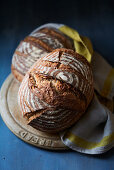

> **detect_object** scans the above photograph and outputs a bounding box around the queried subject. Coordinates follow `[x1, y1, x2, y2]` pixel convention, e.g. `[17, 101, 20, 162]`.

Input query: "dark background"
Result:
[0, 0, 114, 63]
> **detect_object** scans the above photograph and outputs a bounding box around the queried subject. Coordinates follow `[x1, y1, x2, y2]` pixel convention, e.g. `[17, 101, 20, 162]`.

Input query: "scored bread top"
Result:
[12, 27, 74, 81]
[18, 48, 94, 133]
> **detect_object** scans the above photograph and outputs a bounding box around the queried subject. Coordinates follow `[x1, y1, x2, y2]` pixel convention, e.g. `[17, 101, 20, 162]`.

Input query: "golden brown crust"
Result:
[50, 48, 91, 67]
[12, 27, 74, 82]
[28, 74, 86, 112]
[24, 36, 52, 52]
[18, 48, 94, 133]
[11, 65, 24, 82]
[39, 27, 74, 49]
[28, 109, 85, 133]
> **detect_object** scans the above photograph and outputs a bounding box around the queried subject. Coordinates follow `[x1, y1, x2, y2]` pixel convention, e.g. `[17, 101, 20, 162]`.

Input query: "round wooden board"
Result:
[0, 74, 68, 150]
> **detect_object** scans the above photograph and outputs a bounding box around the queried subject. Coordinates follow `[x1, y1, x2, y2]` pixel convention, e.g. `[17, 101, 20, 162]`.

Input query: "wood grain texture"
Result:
[0, 74, 68, 150]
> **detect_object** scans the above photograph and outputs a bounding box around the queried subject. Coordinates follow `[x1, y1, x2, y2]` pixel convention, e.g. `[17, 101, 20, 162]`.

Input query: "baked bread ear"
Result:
[11, 27, 74, 82]
[18, 48, 94, 133]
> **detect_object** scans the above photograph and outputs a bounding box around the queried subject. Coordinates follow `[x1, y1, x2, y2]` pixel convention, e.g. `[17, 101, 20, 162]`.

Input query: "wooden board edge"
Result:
[0, 74, 68, 150]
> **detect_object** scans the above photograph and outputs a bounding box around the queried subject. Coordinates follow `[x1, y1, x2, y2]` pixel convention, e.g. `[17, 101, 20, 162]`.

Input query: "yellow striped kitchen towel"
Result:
[32, 23, 114, 154]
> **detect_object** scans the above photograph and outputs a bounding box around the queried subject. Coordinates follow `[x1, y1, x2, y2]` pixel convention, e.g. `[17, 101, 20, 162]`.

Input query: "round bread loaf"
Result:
[18, 48, 94, 133]
[11, 27, 74, 82]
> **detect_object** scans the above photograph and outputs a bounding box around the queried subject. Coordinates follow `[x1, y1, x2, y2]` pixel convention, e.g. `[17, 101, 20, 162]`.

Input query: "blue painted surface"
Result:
[0, 0, 114, 169]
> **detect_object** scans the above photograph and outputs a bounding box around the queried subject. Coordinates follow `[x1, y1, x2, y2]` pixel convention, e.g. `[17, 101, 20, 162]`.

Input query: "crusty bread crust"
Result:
[11, 65, 24, 82]
[12, 27, 74, 82]
[18, 48, 94, 133]
[28, 109, 86, 133]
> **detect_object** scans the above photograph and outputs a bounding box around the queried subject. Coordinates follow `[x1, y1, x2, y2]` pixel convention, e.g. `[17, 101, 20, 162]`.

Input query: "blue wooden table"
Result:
[0, 0, 114, 169]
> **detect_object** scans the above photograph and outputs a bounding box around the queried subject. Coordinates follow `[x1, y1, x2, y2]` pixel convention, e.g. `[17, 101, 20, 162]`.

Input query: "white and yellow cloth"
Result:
[32, 23, 114, 154]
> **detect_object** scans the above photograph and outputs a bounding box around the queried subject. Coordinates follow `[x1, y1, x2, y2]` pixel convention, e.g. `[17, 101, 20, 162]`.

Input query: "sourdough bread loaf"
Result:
[12, 27, 74, 82]
[18, 49, 94, 133]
